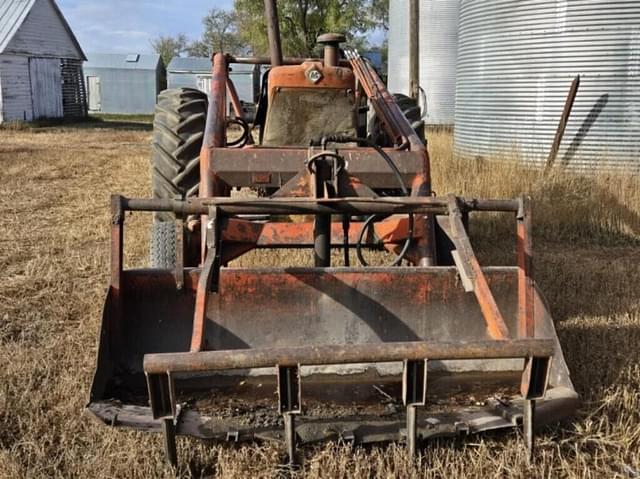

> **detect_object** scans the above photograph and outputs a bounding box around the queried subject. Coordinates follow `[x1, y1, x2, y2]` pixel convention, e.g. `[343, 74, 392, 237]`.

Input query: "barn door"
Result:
[87, 76, 101, 111]
[29, 58, 63, 119]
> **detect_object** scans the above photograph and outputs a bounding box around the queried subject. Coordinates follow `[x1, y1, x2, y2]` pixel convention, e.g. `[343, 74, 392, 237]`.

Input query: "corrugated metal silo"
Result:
[454, 0, 640, 171]
[388, 0, 461, 125]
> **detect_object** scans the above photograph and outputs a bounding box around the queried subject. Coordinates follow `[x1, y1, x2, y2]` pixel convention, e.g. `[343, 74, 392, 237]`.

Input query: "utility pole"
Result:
[264, 0, 283, 66]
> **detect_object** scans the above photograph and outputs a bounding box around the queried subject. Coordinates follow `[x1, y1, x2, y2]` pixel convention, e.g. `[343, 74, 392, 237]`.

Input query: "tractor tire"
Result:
[150, 221, 177, 269]
[150, 88, 207, 268]
[370, 93, 425, 146]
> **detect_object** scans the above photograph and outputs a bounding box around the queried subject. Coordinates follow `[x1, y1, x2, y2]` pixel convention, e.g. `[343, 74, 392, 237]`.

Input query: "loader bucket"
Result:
[88, 195, 578, 463]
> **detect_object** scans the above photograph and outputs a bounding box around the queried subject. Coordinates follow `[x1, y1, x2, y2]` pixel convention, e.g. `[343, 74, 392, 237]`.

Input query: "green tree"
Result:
[371, 0, 390, 31]
[150, 33, 188, 66]
[234, 0, 389, 57]
[186, 8, 246, 57]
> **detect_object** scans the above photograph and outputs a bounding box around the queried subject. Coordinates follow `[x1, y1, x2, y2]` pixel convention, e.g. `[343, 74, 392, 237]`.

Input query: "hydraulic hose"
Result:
[318, 135, 414, 267]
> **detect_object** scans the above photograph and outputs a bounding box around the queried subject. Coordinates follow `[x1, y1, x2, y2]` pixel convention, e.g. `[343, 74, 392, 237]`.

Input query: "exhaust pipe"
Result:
[409, 0, 420, 100]
[264, 0, 283, 66]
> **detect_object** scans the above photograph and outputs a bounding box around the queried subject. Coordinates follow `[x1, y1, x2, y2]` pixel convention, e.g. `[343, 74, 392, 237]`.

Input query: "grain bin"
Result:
[388, 0, 461, 125]
[454, 0, 640, 171]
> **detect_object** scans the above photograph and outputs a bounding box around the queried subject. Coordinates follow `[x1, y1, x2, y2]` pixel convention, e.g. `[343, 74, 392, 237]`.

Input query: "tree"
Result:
[371, 0, 390, 31]
[150, 34, 188, 66]
[234, 0, 389, 57]
[186, 8, 246, 57]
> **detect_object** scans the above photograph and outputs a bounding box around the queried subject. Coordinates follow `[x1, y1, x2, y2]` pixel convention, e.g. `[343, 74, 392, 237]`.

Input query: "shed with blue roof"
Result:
[83, 53, 165, 114]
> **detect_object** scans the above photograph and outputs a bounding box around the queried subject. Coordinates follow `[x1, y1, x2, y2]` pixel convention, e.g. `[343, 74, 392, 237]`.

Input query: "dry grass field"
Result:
[0, 120, 639, 478]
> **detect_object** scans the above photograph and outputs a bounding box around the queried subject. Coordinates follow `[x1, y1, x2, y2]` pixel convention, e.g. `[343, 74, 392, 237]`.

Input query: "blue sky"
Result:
[58, 0, 385, 55]
[58, 0, 233, 54]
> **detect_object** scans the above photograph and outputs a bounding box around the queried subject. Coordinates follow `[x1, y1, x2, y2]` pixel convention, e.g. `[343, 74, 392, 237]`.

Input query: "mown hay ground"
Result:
[0, 121, 639, 478]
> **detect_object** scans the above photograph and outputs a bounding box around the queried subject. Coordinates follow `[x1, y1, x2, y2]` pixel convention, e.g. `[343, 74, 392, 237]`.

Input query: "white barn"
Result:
[0, 0, 86, 123]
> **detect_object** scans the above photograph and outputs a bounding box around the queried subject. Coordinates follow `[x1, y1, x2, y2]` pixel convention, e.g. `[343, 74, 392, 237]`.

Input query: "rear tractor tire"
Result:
[150, 88, 207, 268]
[369, 93, 425, 146]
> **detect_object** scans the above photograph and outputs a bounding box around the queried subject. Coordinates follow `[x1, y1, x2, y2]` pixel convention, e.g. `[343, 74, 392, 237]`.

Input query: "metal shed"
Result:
[454, 0, 640, 171]
[0, 0, 87, 123]
[167, 56, 260, 109]
[83, 53, 164, 115]
[388, 0, 461, 125]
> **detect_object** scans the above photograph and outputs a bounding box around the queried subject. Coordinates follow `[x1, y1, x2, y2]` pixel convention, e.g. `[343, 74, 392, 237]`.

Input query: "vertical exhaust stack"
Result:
[409, 0, 420, 100]
[264, 0, 283, 66]
[317, 33, 346, 67]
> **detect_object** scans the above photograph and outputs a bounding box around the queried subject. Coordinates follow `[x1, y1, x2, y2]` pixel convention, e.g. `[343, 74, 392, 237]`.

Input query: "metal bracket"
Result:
[277, 365, 301, 414]
[520, 355, 551, 462]
[403, 359, 427, 457]
[109, 195, 125, 291]
[521, 356, 552, 400]
[146, 371, 179, 467]
[455, 421, 470, 435]
[341, 430, 356, 445]
[489, 397, 522, 425]
[446, 194, 510, 340]
[342, 215, 351, 266]
[174, 211, 185, 291]
[403, 359, 427, 407]
[110, 195, 125, 225]
[205, 206, 223, 292]
[517, 195, 535, 339]
[146, 371, 177, 420]
[447, 195, 475, 291]
[308, 149, 345, 267]
[451, 250, 474, 292]
[277, 364, 301, 466]
[190, 206, 223, 352]
[306, 148, 346, 198]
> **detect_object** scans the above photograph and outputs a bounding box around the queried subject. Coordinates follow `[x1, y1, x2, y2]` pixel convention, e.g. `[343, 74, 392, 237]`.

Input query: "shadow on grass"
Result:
[558, 321, 640, 399]
[0, 115, 153, 132]
[463, 174, 639, 333]
[468, 177, 640, 249]
[560, 93, 609, 167]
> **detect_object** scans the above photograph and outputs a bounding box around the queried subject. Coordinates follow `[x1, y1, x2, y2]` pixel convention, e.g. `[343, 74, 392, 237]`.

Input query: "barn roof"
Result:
[84, 53, 163, 71]
[167, 56, 255, 74]
[0, 0, 85, 59]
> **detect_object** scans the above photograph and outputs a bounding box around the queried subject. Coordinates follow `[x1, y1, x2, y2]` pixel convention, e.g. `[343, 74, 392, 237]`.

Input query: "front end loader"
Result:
[87, 0, 578, 467]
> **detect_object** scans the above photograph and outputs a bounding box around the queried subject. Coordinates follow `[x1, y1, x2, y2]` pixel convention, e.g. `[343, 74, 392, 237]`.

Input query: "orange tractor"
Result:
[88, 0, 577, 467]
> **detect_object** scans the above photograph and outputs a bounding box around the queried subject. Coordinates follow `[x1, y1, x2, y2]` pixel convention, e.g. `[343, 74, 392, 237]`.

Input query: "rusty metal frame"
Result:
[447, 195, 510, 340]
[143, 337, 552, 464]
[121, 194, 536, 367]
[93, 6, 570, 466]
[199, 36, 436, 269]
[144, 339, 554, 375]
[107, 192, 548, 463]
[121, 196, 520, 217]
[208, 147, 427, 190]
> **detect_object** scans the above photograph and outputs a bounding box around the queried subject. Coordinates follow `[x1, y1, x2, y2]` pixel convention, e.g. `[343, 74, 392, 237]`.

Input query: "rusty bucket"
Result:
[87, 195, 578, 464]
